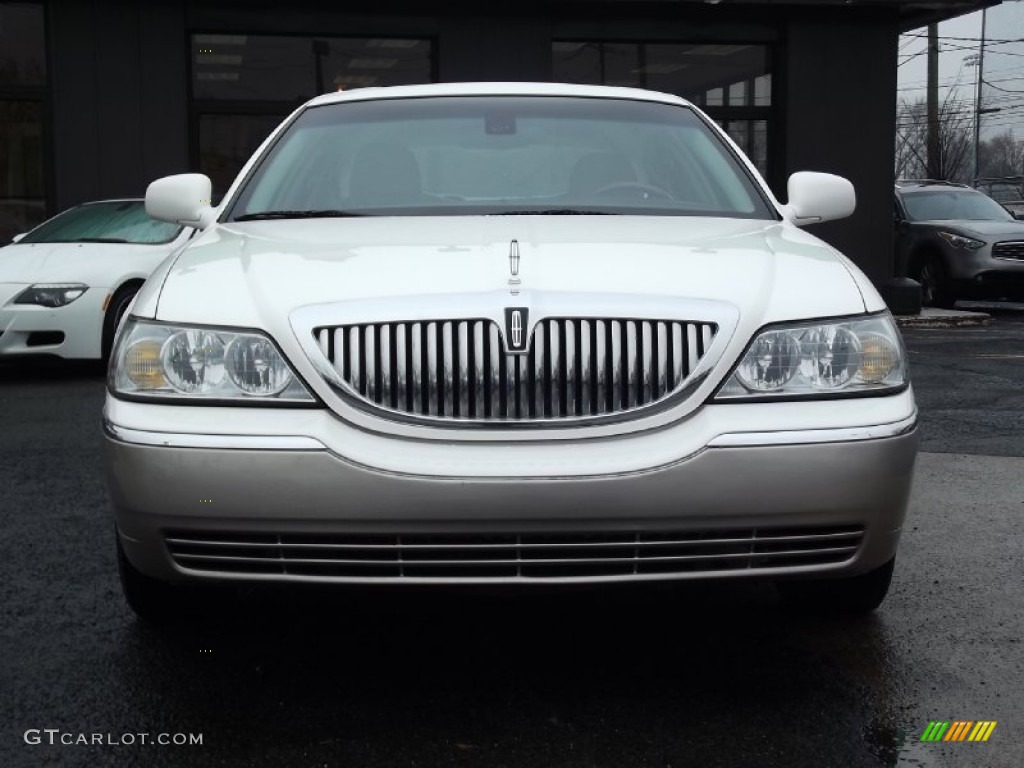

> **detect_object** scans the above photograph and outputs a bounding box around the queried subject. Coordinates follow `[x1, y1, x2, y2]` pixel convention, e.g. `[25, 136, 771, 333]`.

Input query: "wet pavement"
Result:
[2, 306, 1023, 768]
[905, 301, 1024, 456]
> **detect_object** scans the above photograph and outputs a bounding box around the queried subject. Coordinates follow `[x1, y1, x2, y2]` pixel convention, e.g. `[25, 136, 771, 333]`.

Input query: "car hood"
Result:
[153, 216, 867, 331]
[0, 240, 166, 284]
[925, 220, 1024, 238]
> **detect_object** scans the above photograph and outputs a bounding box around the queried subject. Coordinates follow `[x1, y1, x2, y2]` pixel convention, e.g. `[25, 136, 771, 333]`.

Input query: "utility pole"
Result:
[927, 23, 941, 179]
[312, 39, 329, 94]
[974, 8, 988, 182]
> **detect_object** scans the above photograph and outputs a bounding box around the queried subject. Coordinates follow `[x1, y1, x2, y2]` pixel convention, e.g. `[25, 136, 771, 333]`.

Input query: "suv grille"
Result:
[166, 526, 864, 581]
[314, 318, 716, 421]
[993, 241, 1024, 261]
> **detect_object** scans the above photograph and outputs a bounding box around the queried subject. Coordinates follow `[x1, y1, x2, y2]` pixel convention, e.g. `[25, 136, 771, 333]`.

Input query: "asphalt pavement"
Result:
[905, 302, 1024, 456]
[2, 306, 1023, 768]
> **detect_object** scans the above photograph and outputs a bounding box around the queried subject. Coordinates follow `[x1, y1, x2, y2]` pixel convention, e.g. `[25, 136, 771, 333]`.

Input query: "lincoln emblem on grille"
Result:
[508, 239, 521, 295]
[504, 307, 529, 354]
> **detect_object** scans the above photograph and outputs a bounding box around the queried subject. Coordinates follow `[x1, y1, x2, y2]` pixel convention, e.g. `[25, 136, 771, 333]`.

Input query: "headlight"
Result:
[938, 231, 984, 250]
[13, 284, 88, 307]
[715, 313, 906, 400]
[110, 319, 316, 403]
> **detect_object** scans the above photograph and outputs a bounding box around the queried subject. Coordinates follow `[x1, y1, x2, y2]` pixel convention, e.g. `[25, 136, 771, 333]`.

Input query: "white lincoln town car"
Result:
[102, 82, 918, 620]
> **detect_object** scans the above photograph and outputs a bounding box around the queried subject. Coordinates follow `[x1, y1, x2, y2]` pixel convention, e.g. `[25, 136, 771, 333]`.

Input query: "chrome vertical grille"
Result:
[993, 241, 1024, 261]
[314, 318, 717, 422]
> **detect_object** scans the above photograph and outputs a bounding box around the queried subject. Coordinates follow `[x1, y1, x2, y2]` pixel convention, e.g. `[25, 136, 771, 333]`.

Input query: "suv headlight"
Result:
[109, 319, 316, 403]
[13, 283, 88, 307]
[938, 231, 984, 250]
[714, 313, 907, 400]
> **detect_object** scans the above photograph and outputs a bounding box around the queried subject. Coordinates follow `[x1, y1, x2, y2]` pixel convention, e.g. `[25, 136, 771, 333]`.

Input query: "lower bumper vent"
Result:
[166, 526, 864, 582]
[26, 331, 64, 347]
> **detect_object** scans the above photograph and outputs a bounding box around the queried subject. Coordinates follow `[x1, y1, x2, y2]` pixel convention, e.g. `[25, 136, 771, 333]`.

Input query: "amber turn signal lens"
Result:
[125, 340, 166, 389]
[858, 334, 898, 383]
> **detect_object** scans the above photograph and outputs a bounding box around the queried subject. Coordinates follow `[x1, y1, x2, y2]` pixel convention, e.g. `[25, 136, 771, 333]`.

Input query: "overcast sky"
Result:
[896, 7, 1024, 144]
[898, 11, 984, 102]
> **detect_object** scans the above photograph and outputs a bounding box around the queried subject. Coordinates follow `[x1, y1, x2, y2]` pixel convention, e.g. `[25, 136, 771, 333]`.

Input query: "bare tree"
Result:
[895, 89, 973, 182]
[978, 130, 1024, 179]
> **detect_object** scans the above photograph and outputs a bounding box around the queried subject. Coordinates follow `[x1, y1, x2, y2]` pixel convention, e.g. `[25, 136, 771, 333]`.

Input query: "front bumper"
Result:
[0, 283, 106, 359]
[946, 244, 1024, 296]
[104, 394, 919, 586]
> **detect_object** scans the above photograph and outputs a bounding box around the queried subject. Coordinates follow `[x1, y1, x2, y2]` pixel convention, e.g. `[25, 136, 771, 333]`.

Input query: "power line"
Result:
[899, 51, 928, 67]
[984, 80, 1024, 93]
[902, 33, 1024, 45]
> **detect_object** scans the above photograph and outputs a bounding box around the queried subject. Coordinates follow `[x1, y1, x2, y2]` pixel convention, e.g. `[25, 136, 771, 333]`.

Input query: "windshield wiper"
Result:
[234, 209, 371, 221]
[74, 237, 129, 243]
[489, 209, 617, 216]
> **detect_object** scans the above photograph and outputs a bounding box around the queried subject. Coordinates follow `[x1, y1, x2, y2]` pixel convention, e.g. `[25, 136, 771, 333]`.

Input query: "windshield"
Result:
[901, 190, 1014, 222]
[21, 201, 184, 244]
[229, 96, 773, 220]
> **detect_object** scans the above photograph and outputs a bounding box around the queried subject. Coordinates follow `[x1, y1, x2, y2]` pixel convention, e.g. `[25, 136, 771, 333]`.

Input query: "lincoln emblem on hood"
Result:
[508, 239, 521, 295]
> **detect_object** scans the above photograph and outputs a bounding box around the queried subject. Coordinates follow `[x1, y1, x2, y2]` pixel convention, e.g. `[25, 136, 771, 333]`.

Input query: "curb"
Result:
[895, 309, 991, 329]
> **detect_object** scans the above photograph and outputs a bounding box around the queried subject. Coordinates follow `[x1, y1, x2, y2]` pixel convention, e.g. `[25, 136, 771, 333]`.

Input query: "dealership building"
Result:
[1, 0, 990, 282]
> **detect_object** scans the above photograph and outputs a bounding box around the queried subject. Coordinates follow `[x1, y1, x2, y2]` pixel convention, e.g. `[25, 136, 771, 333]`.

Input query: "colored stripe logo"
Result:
[921, 721, 997, 742]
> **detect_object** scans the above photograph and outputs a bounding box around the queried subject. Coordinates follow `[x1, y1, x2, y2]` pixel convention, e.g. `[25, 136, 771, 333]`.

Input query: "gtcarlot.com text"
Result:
[24, 729, 202, 746]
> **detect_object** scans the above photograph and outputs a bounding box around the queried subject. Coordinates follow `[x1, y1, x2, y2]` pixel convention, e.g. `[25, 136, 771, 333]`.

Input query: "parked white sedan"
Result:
[0, 200, 192, 361]
[103, 83, 918, 621]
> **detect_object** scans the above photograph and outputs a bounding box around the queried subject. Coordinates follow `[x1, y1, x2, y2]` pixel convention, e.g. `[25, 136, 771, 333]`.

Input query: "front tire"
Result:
[116, 534, 207, 624]
[775, 557, 895, 615]
[101, 284, 140, 363]
[914, 256, 956, 309]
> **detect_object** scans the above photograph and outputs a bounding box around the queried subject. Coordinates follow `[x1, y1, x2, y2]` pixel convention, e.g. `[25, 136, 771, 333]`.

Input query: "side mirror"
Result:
[10, 233, 26, 243]
[145, 173, 217, 229]
[782, 172, 856, 226]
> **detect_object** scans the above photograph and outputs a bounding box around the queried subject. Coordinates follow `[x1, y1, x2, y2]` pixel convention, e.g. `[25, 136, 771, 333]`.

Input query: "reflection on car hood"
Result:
[154, 216, 867, 330]
[0, 241, 165, 284]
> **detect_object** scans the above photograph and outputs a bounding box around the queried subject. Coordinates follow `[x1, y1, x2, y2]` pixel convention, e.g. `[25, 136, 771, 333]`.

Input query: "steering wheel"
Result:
[592, 181, 674, 202]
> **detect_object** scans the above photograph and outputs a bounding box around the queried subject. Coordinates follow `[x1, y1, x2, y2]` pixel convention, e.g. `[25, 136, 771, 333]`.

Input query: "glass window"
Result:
[0, 100, 45, 243]
[754, 74, 772, 107]
[21, 201, 184, 244]
[199, 114, 285, 200]
[553, 42, 771, 108]
[229, 96, 773, 220]
[192, 34, 435, 200]
[728, 81, 747, 107]
[901, 190, 1014, 222]
[720, 119, 768, 175]
[553, 41, 772, 178]
[192, 35, 433, 101]
[0, 3, 46, 87]
[726, 121, 749, 152]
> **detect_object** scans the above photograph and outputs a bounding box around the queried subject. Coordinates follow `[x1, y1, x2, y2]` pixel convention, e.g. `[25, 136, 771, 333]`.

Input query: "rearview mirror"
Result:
[145, 173, 216, 229]
[782, 172, 856, 226]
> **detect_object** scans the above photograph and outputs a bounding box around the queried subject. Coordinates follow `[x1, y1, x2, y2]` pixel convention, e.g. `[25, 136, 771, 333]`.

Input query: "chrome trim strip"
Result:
[172, 564, 855, 586]
[103, 422, 325, 451]
[173, 546, 859, 568]
[707, 413, 918, 448]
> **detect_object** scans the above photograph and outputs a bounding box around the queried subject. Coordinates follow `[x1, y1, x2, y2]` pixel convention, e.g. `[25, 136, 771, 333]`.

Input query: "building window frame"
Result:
[186, 30, 437, 199]
[551, 37, 781, 191]
[0, 0, 52, 241]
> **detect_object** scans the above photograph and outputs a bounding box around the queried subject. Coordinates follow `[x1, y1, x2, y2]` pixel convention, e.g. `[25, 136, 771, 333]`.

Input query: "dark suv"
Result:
[896, 180, 1024, 307]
